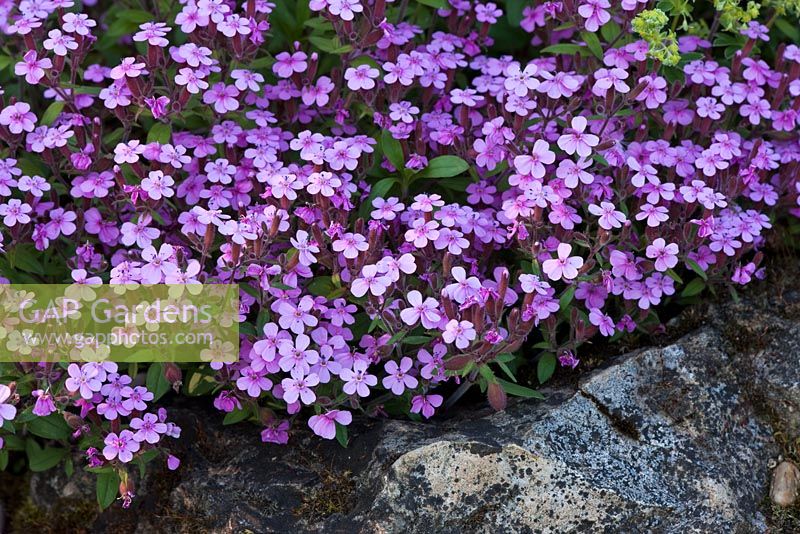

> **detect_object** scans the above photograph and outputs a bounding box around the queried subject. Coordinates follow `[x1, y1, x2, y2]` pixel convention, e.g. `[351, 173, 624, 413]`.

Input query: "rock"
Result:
[771, 461, 800, 507]
[16, 275, 800, 533]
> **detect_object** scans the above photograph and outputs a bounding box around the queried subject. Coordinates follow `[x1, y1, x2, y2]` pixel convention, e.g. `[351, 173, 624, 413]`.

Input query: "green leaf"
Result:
[26, 440, 68, 472]
[307, 276, 335, 297]
[403, 335, 433, 345]
[540, 44, 586, 56]
[685, 259, 708, 281]
[40, 101, 65, 126]
[415, 0, 447, 7]
[145, 363, 171, 402]
[308, 35, 352, 54]
[600, 21, 621, 43]
[497, 378, 545, 399]
[223, 408, 250, 425]
[26, 414, 71, 440]
[665, 268, 683, 285]
[680, 277, 706, 298]
[537, 353, 556, 384]
[775, 18, 800, 42]
[147, 122, 172, 144]
[8, 244, 44, 275]
[415, 156, 469, 178]
[335, 422, 349, 447]
[581, 31, 603, 59]
[380, 129, 405, 171]
[559, 286, 576, 312]
[0, 449, 8, 471]
[96, 471, 120, 509]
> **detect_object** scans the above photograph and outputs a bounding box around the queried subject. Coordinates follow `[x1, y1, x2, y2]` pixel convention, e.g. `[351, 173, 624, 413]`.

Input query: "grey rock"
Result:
[18, 283, 800, 533]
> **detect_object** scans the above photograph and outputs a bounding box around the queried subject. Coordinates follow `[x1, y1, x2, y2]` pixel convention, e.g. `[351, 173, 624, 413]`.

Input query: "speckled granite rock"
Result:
[17, 282, 800, 533]
[345, 328, 775, 534]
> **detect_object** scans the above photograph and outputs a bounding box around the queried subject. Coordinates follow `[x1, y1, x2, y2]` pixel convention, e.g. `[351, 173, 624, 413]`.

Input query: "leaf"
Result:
[307, 276, 335, 297]
[497, 378, 545, 399]
[685, 259, 708, 281]
[415, 0, 447, 7]
[40, 101, 65, 126]
[145, 363, 171, 402]
[537, 353, 556, 384]
[775, 18, 800, 42]
[540, 44, 586, 56]
[308, 35, 352, 54]
[223, 408, 250, 425]
[96, 471, 120, 509]
[147, 122, 172, 144]
[415, 156, 469, 178]
[559, 286, 576, 312]
[380, 129, 405, 171]
[665, 268, 683, 285]
[335, 422, 349, 447]
[26, 414, 71, 440]
[0, 449, 8, 471]
[9, 244, 45, 275]
[26, 440, 68, 472]
[680, 277, 706, 298]
[600, 21, 621, 43]
[581, 31, 603, 59]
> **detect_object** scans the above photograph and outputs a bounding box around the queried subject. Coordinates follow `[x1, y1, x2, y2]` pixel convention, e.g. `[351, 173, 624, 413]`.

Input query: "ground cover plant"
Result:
[0, 0, 800, 510]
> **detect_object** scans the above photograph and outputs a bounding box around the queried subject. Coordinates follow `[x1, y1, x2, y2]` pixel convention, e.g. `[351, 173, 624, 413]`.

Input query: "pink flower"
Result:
[445, 266, 482, 304]
[542, 243, 584, 281]
[557, 116, 599, 158]
[645, 238, 679, 272]
[236, 365, 273, 397]
[273, 50, 308, 78]
[43, 29, 78, 56]
[351, 264, 392, 298]
[141, 170, 175, 200]
[344, 65, 380, 91]
[328, 0, 363, 21]
[15, 51, 52, 84]
[442, 319, 476, 349]
[277, 296, 318, 334]
[130, 413, 168, 443]
[588, 202, 627, 230]
[65, 363, 102, 400]
[110, 57, 147, 79]
[382, 357, 418, 394]
[589, 307, 615, 336]
[0, 102, 37, 134]
[0, 199, 32, 226]
[514, 139, 555, 178]
[410, 394, 443, 418]
[400, 290, 441, 328]
[141, 243, 178, 283]
[308, 410, 352, 439]
[340, 360, 377, 397]
[203, 83, 240, 114]
[103, 430, 141, 463]
[0, 385, 17, 425]
[332, 232, 369, 259]
[404, 219, 440, 248]
[281, 369, 320, 405]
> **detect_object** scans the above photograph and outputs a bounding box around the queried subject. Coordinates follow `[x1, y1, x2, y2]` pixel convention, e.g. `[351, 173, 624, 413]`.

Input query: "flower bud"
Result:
[487, 382, 507, 411]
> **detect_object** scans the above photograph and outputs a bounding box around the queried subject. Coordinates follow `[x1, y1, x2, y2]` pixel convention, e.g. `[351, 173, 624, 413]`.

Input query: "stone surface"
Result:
[771, 461, 800, 507]
[11, 278, 800, 533]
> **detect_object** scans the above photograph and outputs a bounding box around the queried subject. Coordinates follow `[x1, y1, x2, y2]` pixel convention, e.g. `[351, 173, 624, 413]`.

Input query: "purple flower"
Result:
[308, 410, 352, 439]
[103, 430, 141, 463]
[382, 357, 419, 395]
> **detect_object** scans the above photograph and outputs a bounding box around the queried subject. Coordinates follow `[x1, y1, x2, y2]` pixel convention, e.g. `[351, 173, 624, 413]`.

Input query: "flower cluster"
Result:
[0, 0, 799, 510]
